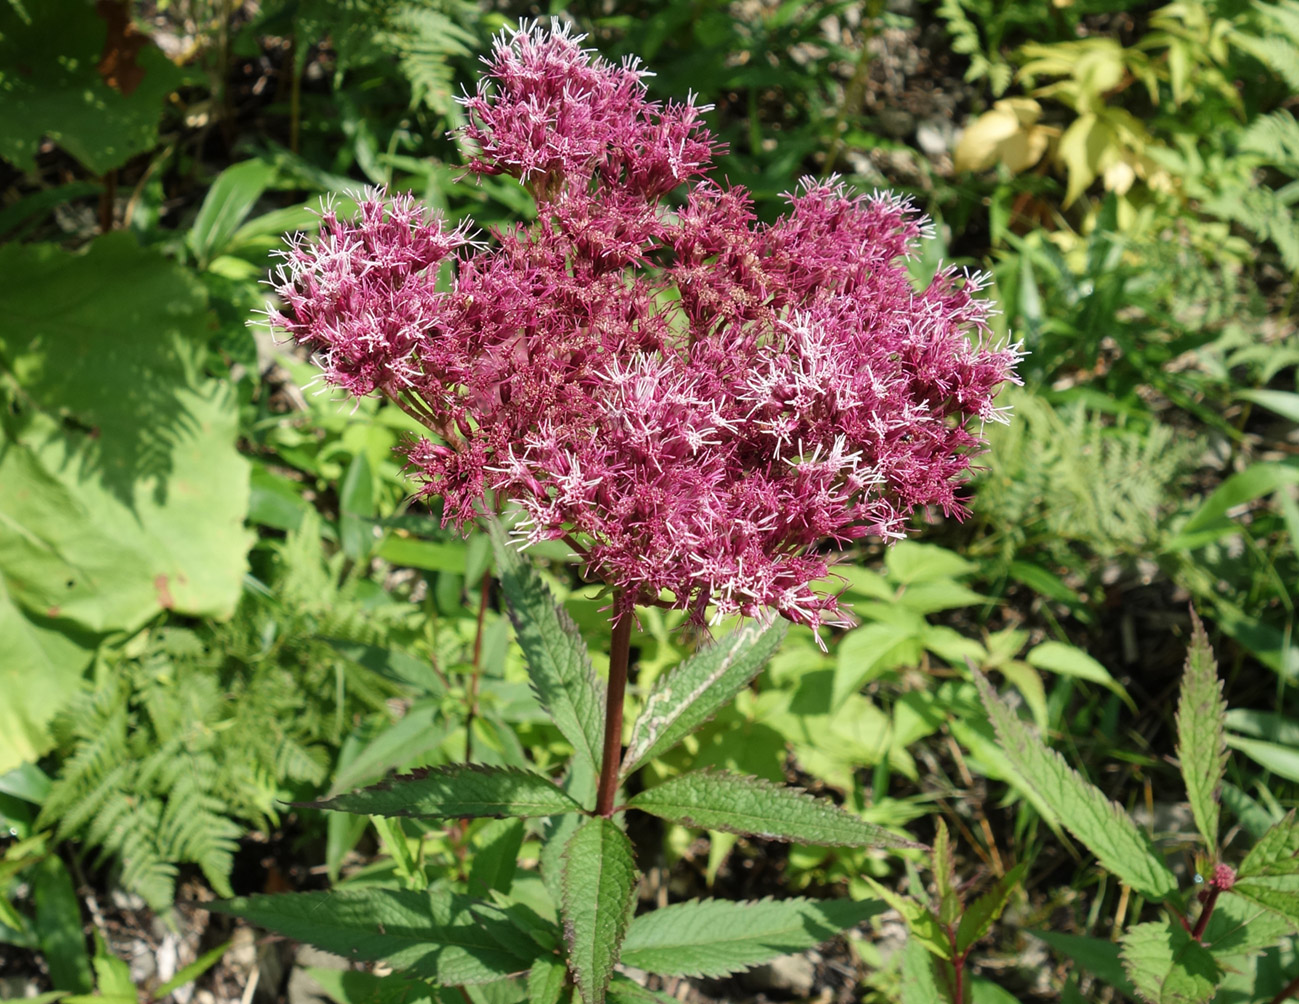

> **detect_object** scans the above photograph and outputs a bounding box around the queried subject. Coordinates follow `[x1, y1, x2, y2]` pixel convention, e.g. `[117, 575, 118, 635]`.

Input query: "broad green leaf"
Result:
[1232, 872, 1299, 926]
[1201, 893, 1297, 971]
[621, 620, 787, 777]
[305, 968, 443, 1004]
[627, 769, 916, 849]
[971, 979, 1022, 1004]
[885, 541, 974, 584]
[973, 672, 1177, 901]
[619, 897, 880, 978]
[187, 159, 280, 268]
[378, 537, 469, 574]
[1238, 812, 1299, 879]
[833, 621, 925, 709]
[561, 817, 638, 1004]
[899, 937, 942, 1004]
[490, 520, 605, 779]
[1032, 929, 1136, 995]
[339, 450, 376, 561]
[955, 863, 1027, 955]
[606, 979, 676, 1004]
[527, 958, 567, 1004]
[468, 819, 526, 896]
[1120, 919, 1222, 1004]
[0, 0, 187, 173]
[1025, 641, 1133, 708]
[1223, 734, 1299, 784]
[1168, 463, 1299, 550]
[88, 933, 134, 1000]
[0, 235, 251, 771]
[211, 888, 539, 985]
[328, 702, 450, 796]
[32, 855, 92, 993]
[309, 765, 582, 819]
[860, 876, 951, 960]
[1175, 614, 1228, 850]
[1238, 388, 1299, 423]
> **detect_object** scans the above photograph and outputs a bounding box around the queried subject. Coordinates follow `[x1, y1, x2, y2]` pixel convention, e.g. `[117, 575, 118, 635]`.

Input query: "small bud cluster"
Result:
[266, 21, 1020, 636]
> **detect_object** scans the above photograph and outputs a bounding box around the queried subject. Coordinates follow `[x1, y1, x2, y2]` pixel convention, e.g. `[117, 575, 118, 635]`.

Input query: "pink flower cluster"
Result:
[267, 22, 1020, 635]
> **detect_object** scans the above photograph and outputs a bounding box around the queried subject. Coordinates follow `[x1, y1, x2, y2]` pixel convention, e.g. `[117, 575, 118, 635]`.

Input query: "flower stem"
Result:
[1268, 971, 1299, 1004]
[595, 605, 633, 818]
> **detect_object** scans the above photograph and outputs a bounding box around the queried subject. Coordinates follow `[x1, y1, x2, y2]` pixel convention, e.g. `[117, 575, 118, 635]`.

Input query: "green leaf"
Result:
[304, 968, 442, 1004]
[1032, 929, 1135, 995]
[0, 0, 187, 173]
[527, 958, 567, 1004]
[931, 819, 961, 926]
[89, 933, 134, 1000]
[621, 620, 786, 777]
[1237, 388, 1299, 423]
[1230, 877, 1299, 926]
[153, 939, 231, 999]
[973, 672, 1177, 901]
[899, 937, 942, 1004]
[1168, 463, 1299, 550]
[1025, 641, 1133, 708]
[187, 159, 279, 269]
[32, 855, 92, 993]
[970, 979, 1021, 1004]
[211, 888, 539, 986]
[1223, 734, 1299, 784]
[1201, 893, 1297, 971]
[560, 817, 638, 1004]
[1175, 613, 1228, 850]
[0, 235, 251, 772]
[885, 541, 974, 584]
[627, 769, 916, 849]
[308, 765, 582, 819]
[339, 450, 376, 561]
[1120, 919, 1222, 1004]
[490, 520, 605, 780]
[955, 863, 1027, 955]
[619, 897, 880, 979]
[859, 877, 951, 960]
[1238, 812, 1299, 879]
[468, 819, 526, 897]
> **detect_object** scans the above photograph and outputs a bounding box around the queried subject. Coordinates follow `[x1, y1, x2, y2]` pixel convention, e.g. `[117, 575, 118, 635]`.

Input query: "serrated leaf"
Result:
[468, 818, 525, 896]
[627, 769, 916, 849]
[1201, 893, 1297, 971]
[306, 765, 581, 819]
[955, 863, 1027, 955]
[527, 957, 566, 1004]
[973, 672, 1177, 901]
[899, 936, 942, 1004]
[490, 520, 605, 780]
[1120, 920, 1222, 1004]
[932, 820, 961, 926]
[1176, 613, 1228, 850]
[621, 620, 786, 778]
[1238, 812, 1299, 879]
[211, 888, 539, 985]
[1032, 929, 1136, 995]
[1232, 876, 1299, 925]
[304, 968, 441, 1004]
[619, 897, 880, 979]
[860, 876, 951, 960]
[561, 817, 638, 1004]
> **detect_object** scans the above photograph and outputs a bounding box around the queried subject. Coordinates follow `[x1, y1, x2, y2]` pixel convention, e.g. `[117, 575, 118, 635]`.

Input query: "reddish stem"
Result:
[595, 605, 633, 818]
[1269, 972, 1299, 1004]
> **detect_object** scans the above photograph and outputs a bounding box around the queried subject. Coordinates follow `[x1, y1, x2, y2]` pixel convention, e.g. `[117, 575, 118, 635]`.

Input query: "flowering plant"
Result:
[224, 22, 1024, 1004]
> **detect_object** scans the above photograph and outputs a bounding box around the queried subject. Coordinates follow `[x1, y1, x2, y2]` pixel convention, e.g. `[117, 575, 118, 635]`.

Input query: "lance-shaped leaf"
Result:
[621, 620, 787, 778]
[1120, 920, 1222, 1004]
[1237, 811, 1299, 880]
[955, 862, 1027, 955]
[1175, 612, 1228, 850]
[490, 520, 605, 779]
[527, 957, 567, 1004]
[899, 937, 942, 1004]
[619, 897, 880, 979]
[210, 887, 540, 986]
[859, 876, 951, 960]
[561, 817, 638, 1004]
[627, 769, 916, 849]
[305, 765, 582, 819]
[973, 671, 1178, 901]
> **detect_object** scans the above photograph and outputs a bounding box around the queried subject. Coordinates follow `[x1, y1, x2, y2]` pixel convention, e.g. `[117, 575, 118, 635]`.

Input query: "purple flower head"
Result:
[267, 22, 1021, 640]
